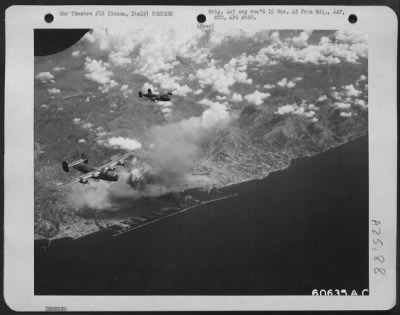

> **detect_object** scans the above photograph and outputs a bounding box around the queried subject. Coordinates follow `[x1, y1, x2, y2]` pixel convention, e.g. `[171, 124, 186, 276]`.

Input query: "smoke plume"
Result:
[67, 100, 231, 211]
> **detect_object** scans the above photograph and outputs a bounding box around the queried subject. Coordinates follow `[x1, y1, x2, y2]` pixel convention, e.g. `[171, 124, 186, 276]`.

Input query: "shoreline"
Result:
[34, 133, 367, 241]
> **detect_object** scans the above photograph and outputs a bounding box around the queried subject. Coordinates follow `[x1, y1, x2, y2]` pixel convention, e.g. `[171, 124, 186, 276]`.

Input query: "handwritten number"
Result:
[372, 227, 381, 235]
[374, 267, 386, 276]
[374, 255, 385, 263]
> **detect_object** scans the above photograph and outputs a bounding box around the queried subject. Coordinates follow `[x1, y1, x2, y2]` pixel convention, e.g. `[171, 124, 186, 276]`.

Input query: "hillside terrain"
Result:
[34, 29, 368, 239]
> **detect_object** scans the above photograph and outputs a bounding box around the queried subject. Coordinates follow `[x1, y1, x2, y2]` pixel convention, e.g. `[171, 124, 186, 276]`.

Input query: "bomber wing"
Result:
[57, 170, 101, 186]
[99, 152, 134, 172]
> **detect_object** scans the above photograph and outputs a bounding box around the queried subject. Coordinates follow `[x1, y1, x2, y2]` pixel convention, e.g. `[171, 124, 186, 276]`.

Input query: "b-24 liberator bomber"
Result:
[61, 152, 133, 185]
[138, 88, 173, 102]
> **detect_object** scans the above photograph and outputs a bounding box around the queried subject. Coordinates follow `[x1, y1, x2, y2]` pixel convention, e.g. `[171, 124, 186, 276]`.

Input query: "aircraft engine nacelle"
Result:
[79, 178, 89, 184]
[117, 161, 125, 166]
[104, 166, 116, 172]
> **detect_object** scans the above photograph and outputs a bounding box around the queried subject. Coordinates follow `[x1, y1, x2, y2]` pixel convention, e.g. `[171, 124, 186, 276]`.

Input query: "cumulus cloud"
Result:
[343, 84, 362, 97]
[72, 50, 81, 57]
[120, 84, 129, 91]
[275, 103, 316, 118]
[109, 50, 132, 66]
[84, 57, 118, 93]
[84, 28, 207, 75]
[53, 66, 65, 72]
[48, 88, 60, 94]
[276, 78, 288, 87]
[264, 84, 275, 89]
[340, 111, 353, 118]
[308, 104, 319, 111]
[355, 99, 368, 108]
[72, 118, 81, 124]
[303, 110, 316, 118]
[231, 93, 243, 102]
[334, 102, 351, 109]
[291, 30, 312, 48]
[317, 95, 328, 102]
[120, 84, 133, 97]
[149, 72, 192, 96]
[275, 104, 302, 115]
[277, 77, 302, 88]
[196, 57, 252, 94]
[82, 122, 93, 129]
[359, 74, 367, 81]
[142, 82, 157, 93]
[244, 90, 270, 106]
[246, 30, 367, 66]
[105, 137, 142, 150]
[36, 72, 54, 82]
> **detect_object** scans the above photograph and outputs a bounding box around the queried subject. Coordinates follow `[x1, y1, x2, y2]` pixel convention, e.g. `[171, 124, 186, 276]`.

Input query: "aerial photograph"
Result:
[34, 28, 369, 295]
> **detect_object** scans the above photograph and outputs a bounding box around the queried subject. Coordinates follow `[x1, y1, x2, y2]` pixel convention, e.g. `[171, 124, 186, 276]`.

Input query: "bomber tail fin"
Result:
[62, 161, 69, 172]
[62, 154, 88, 172]
[81, 153, 89, 164]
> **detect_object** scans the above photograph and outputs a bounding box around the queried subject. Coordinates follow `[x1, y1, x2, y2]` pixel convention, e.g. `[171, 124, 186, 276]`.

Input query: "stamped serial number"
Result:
[312, 289, 369, 296]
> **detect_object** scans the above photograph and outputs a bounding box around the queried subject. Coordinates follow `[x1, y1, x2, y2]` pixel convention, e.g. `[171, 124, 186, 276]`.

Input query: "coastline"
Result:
[34, 132, 367, 241]
[35, 134, 369, 295]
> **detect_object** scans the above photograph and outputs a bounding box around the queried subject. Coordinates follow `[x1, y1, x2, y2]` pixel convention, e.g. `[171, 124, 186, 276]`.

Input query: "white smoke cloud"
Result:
[68, 100, 232, 211]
